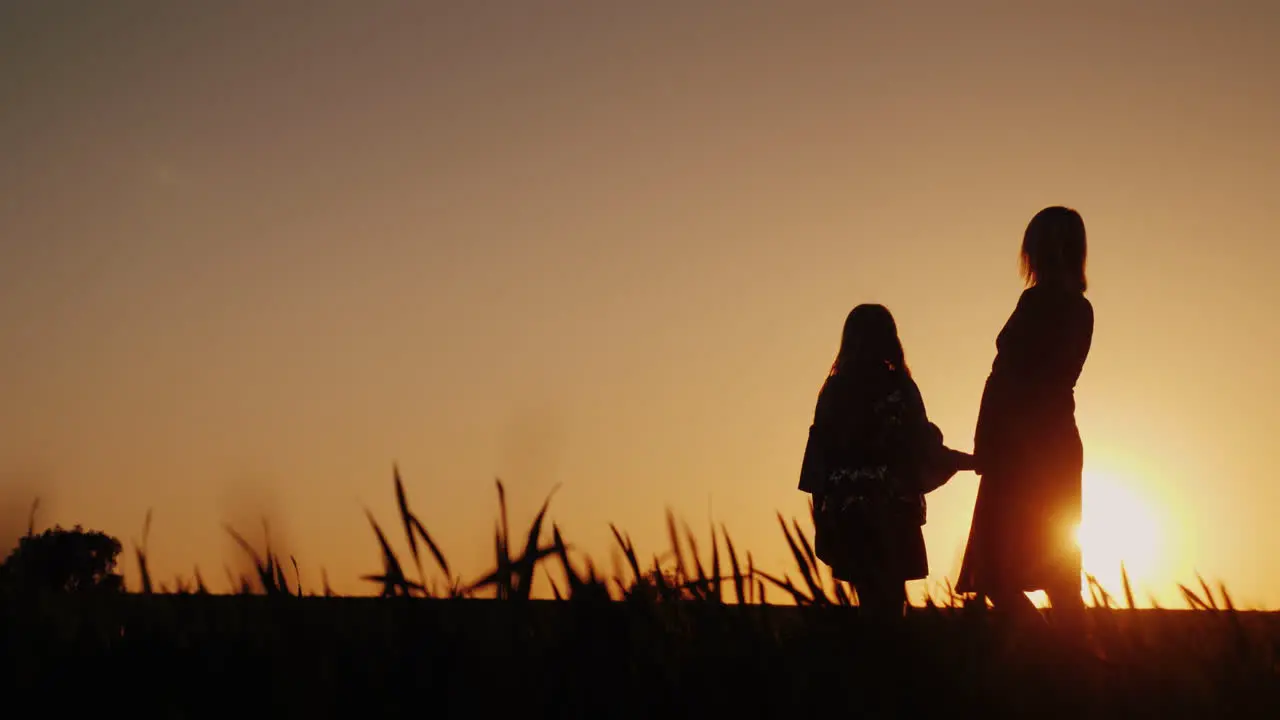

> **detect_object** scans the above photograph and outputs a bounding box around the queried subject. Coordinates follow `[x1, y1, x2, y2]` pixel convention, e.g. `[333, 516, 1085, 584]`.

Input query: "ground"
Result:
[3, 594, 1277, 718]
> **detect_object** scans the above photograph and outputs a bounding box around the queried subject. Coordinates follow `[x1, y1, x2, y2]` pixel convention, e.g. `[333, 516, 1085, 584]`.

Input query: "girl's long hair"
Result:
[824, 303, 910, 387]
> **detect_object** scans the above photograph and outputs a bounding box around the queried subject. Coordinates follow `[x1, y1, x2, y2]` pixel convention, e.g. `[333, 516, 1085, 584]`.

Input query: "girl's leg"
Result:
[856, 579, 907, 618]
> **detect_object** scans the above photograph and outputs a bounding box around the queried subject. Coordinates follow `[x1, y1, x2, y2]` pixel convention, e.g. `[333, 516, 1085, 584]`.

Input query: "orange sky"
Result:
[2, 1, 1278, 607]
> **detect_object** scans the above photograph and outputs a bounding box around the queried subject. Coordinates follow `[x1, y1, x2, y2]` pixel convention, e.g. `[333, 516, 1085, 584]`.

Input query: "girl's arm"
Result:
[901, 378, 968, 493]
[798, 422, 827, 494]
[798, 380, 842, 494]
[906, 376, 972, 491]
[918, 422, 972, 493]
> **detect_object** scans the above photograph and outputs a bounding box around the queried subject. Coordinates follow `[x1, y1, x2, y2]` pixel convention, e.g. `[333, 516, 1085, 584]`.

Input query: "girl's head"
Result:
[829, 303, 910, 379]
[1020, 206, 1088, 293]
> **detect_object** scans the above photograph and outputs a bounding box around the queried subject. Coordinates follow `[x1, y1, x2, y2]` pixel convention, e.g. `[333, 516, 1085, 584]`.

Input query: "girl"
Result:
[799, 303, 972, 616]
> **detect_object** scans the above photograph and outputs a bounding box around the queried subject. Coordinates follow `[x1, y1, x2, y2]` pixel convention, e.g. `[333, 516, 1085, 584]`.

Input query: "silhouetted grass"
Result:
[3, 467, 1279, 717]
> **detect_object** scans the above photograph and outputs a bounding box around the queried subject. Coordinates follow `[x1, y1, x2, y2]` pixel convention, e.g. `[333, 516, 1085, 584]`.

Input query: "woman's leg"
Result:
[1043, 576, 1110, 660]
[985, 585, 1050, 657]
[987, 586, 1043, 622]
[1045, 577, 1087, 635]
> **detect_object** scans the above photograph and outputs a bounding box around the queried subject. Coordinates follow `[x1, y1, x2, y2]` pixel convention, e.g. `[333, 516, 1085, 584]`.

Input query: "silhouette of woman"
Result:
[956, 206, 1094, 630]
[799, 304, 973, 616]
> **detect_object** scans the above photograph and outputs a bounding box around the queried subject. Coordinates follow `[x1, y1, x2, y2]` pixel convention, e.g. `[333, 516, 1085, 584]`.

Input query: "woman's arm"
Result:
[992, 288, 1088, 388]
[974, 290, 1054, 461]
[974, 290, 1093, 473]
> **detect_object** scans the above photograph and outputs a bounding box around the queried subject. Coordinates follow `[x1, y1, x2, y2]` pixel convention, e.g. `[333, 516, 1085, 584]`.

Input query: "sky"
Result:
[2, 1, 1278, 606]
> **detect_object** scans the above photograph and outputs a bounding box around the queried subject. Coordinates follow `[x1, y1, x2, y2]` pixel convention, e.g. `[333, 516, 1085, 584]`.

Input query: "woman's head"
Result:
[829, 303, 909, 379]
[1020, 206, 1088, 293]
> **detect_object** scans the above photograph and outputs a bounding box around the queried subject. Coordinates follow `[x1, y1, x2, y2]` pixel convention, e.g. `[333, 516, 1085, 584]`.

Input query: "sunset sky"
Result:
[2, 1, 1278, 606]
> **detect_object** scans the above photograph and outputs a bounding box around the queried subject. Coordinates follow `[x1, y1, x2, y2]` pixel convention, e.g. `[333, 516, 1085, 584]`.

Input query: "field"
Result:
[2, 472, 1278, 718]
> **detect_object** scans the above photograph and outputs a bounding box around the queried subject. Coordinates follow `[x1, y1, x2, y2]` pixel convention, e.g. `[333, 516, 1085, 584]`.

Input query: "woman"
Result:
[799, 304, 972, 616]
[956, 206, 1094, 629]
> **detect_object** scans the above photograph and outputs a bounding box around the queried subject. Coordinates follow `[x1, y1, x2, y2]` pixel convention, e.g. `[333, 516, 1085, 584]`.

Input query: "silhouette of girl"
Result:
[956, 206, 1094, 631]
[799, 304, 972, 616]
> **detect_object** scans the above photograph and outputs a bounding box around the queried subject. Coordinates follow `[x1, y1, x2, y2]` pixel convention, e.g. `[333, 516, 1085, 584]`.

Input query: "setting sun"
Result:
[1075, 471, 1164, 604]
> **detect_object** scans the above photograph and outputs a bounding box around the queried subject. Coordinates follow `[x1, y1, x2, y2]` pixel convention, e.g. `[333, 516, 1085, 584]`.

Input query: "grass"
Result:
[2, 466, 1279, 717]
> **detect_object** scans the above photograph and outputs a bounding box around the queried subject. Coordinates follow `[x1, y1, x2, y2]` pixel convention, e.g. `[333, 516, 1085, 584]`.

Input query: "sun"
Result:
[1074, 470, 1164, 603]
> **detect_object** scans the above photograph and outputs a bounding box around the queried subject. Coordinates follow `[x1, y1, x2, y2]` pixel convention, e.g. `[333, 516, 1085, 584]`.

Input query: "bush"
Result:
[0, 525, 124, 595]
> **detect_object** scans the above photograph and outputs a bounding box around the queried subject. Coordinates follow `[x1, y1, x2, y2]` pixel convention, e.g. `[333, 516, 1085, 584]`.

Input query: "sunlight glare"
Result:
[1075, 471, 1164, 604]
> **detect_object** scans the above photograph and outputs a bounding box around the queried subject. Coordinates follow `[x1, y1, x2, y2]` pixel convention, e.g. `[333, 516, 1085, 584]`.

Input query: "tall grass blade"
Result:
[753, 567, 813, 605]
[393, 464, 427, 587]
[650, 556, 679, 602]
[274, 561, 290, 597]
[792, 518, 820, 579]
[362, 509, 420, 597]
[1179, 583, 1211, 610]
[721, 524, 745, 605]
[496, 478, 510, 563]
[224, 522, 273, 594]
[494, 479, 512, 599]
[833, 579, 852, 606]
[1197, 574, 1220, 611]
[511, 484, 561, 600]
[134, 509, 153, 595]
[777, 513, 826, 605]
[683, 521, 709, 600]
[224, 525, 262, 575]
[709, 521, 722, 603]
[547, 568, 563, 601]
[666, 509, 689, 585]
[412, 514, 450, 579]
[27, 497, 39, 537]
[609, 524, 643, 584]
[1219, 581, 1236, 612]
[550, 524, 584, 597]
[1085, 573, 1104, 608]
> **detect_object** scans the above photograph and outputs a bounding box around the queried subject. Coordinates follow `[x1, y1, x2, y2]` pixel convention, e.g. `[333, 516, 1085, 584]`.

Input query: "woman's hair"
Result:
[827, 303, 910, 380]
[1020, 206, 1088, 293]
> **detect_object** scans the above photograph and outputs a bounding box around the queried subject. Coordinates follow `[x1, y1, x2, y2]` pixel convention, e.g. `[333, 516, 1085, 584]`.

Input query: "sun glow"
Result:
[1075, 470, 1164, 604]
